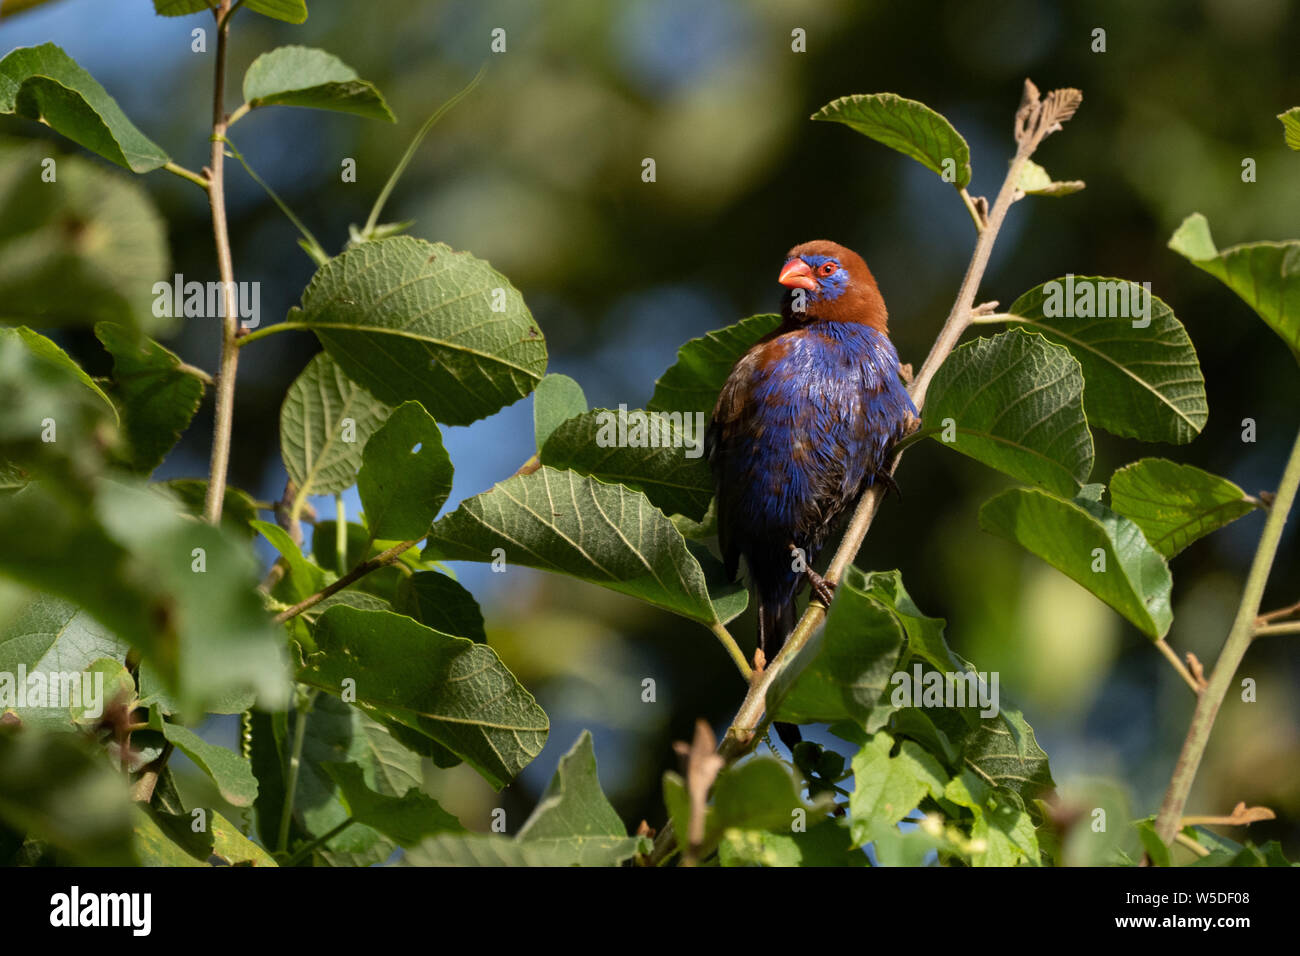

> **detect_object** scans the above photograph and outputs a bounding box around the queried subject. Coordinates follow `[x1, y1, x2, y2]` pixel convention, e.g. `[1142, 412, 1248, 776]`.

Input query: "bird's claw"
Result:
[806, 567, 837, 607]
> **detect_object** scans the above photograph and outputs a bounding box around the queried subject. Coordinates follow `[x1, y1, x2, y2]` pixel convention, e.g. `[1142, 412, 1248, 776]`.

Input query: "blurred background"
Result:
[2, 0, 1298, 857]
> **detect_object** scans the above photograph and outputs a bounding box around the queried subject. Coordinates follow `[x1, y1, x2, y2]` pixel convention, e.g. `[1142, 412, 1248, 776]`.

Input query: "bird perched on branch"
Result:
[707, 240, 916, 682]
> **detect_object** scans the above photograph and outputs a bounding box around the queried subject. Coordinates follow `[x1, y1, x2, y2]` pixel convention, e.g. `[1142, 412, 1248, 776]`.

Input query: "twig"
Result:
[1155, 638, 1203, 693]
[649, 79, 1082, 864]
[273, 538, 420, 624]
[1153, 425, 1300, 846]
[201, 0, 241, 525]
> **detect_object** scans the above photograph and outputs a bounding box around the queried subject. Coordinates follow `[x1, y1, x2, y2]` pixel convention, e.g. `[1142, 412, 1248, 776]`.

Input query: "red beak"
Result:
[778, 257, 816, 291]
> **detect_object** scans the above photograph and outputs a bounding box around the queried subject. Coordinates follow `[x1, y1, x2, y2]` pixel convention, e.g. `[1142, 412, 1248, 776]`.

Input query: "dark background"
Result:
[4, 0, 1298, 857]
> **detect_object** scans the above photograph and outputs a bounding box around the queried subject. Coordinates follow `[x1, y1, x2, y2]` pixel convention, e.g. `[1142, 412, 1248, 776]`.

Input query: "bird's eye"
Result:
[819, 262, 837, 277]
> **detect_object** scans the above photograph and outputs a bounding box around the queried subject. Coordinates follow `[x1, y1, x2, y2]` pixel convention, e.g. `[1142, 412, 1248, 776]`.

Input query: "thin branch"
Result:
[1257, 599, 1300, 624]
[1155, 638, 1203, 694]
[201, 0, 241, 525]
[649, 79, 1083, 863]
[273, 538, 420, 624]
[1153, 424, 1300, 846]
[1255, 620, 1300, 638]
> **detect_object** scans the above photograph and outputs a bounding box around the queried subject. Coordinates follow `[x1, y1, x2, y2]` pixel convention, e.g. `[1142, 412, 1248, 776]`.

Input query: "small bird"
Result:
[707, 240, 917, 676]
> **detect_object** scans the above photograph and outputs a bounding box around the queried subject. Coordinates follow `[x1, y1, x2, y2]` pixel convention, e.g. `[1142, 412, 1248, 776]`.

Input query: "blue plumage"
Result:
[707, 240, 916, 659]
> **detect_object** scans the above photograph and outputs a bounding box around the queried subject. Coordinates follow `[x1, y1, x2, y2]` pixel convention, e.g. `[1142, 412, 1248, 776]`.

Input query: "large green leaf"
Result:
[540, 408, 713, 521]
[813, 93, 971, 189]
[357, 401, 453, 540]
[293, 237, 547, 426]
[1109, 458, 1260, 558]
[152, 0, 308, 23]
[513, 731, 644, 865]
[532, 373, 587, 450]
[926, 329, 1093, 497]
[423, 466, 723, 625]
[979, 487, 1173, 638]
[1004, 279, 1206, 444]
[300, 607, 548, 789]
[0, 44, 168, 172]
[648, 313, 780, 417]
[242, 46, 393, 121]
[848, 731, 948, 845]
[0, 139, 170, 334]
[280, 352, 391, 498]
[95, 322, 204, 473]
[1168, 213, 1300, 361]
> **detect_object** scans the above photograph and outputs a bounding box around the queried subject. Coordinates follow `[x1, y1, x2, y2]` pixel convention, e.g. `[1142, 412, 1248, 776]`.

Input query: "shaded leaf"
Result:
[533, 372, 587, 450]
[813, 93, 971, 189]
[926, 329, 1093, 496]
[149, 712, 257, 808]
[648, 313, 780, 417]
[1005, 278, 1206, 444]
[243, 46, 393, 121]
[423, 466, 722, 625]
[719, 819, 867, 867]
[323, 762, 461, 847]
[295, 237, 547, 426]
[357, 400, 453, 540]
[979, 487, 1173, 638]
[1109, 458, 1259, 557]
[393, 571, 485, 642]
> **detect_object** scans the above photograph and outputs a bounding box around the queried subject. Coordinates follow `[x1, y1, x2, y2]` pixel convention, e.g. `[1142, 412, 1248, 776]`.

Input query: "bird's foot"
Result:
[805, 567, 836, 607]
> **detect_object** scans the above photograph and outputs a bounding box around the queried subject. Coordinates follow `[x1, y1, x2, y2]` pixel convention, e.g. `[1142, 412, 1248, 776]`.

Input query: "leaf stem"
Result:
[282, 817, 355, 866]
[361, 63, 487, 238]
[1155, 638, 1202, 694]
[1153, 423, 1300, 847]
[219, 134, 329, 264]
[161, 160, 210, 190]
[274, 538, 420, 624]
[334, 493, 348, 575]
[235, 321, 313, 348]
[648, 79, 1082, 865]
[202, 0, 240, 525]
[276, 687, 316, 853]
[710, 620, 753, 681]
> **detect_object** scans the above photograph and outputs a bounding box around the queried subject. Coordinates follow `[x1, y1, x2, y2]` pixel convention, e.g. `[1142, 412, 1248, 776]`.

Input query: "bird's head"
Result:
[778, 239, 888, 331]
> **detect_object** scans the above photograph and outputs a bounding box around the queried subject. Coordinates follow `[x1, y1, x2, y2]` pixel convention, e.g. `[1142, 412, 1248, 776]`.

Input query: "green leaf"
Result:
[280, 352, 391, 498]
[68, 657, 135, 726]
[1279, 107, 1300, 151]
[954, 704, 1055, 803]
[393, 571, 486, 643]
[0, 44, 168, 172]
[0, 725, 134, 864]
[423, 466, 722, 625]
[323, 762, 461, 847]
[295, 237, 547, 426]
[813, 93, 971, 189]
[0, 594, 129, 731]
[405, 833, 585, 866]
[3, 326, 116, 422]
[648, 314, 780, 417]
[95, 322, 204, 473]
[979, 487, 1173, 638]
[242, 46, 393, 122]
[514, 730, 644, 865]
[943, 771, 1039, 866]
[532, 373, 587, 450]
[540, 408, 714, 521]
[0, 139, 171, 335]
[719, 819, 867, 867]
[1109, 458, 1260, 558]
[690, 539, 748, 625]
[1004, 279, 1206, 444]
[1016, 159, 1085, 197]
[251, 519, 325, 604]
[926, 329, 1093, 497]
[769, 565, 905, 728]
[357, 401, 453, 540]
[153, 0, 308, 23]
[150, 713, 257, 808]
[300, 607, 548, 789]
[848, 731, 948, 844]
[1169, 213, 1300, 360]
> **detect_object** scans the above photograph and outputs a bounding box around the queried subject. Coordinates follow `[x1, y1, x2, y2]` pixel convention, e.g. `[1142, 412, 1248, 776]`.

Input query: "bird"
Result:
[706, 240, 917, 739]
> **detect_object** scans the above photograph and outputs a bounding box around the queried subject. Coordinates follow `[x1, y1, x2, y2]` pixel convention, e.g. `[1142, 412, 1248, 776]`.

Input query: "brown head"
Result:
[777, 239, 888, 332]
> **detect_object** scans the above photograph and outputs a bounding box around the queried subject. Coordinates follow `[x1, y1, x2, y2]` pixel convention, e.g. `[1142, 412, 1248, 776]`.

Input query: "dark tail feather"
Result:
[758, 595, 802, 750]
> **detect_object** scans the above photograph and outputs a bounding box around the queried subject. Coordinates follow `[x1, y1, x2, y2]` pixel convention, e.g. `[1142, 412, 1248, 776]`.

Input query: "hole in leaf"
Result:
[411, 443, 423, 454]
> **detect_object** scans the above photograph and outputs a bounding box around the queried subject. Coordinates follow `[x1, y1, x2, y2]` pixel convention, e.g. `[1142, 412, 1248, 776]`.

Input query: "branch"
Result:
[650, 79, 1082, 864]
[273, 537, 420, 624]
[1153, 424, 1300, 847]
[201, 0, 241, 525]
